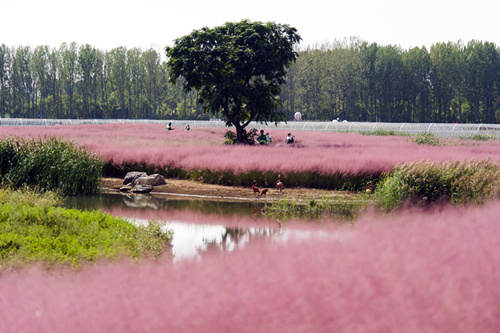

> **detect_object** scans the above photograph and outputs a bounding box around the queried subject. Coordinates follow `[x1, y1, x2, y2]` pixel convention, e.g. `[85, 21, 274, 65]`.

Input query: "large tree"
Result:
[165, 20, 301, 143]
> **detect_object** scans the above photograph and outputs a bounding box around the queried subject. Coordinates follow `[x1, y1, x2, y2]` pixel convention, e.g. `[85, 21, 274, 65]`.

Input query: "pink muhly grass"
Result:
[1, 201, 500, 332]
[1, 124, 500, 175]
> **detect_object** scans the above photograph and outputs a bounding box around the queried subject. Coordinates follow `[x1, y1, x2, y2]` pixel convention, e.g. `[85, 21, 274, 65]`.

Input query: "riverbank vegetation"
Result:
[2, 201, 500, 332]
[376, 159, 500, 211]
[0, 124, 499, 331]
[0, 188, 172, 271]
[0, 136, 102, 195]
[3, 123, 499, 187]
[1, 124, 500, 212]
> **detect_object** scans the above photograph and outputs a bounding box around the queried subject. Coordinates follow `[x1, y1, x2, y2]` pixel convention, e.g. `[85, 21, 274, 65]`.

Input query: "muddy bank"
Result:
[99, 178, 355, 203]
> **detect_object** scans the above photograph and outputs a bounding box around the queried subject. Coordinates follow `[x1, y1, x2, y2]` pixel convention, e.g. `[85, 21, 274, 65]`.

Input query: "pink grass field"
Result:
[1, 201, 500, 332]
[1, 123, 499, 175]
[2, 123, 500, 332]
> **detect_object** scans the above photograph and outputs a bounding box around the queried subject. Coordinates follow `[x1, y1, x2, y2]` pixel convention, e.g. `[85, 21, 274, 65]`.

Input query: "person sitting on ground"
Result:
[266, 132, 272, 143]
[286, 133, 295, 144]
[257, 130, 268, 145]
[166, 122, 174, 131]
[185, 124, 190, 131]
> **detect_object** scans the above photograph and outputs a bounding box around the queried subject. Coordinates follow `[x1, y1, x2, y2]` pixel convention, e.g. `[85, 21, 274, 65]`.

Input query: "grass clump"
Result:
[0, 136, 103, 196]
[263, 196, 369, 222]
[0, 188, 173, 271]
[411, 132, 441, 145]
[360, 129, 401, 136]
[376, 158, 500, 211]
[468, 133, 495, 141]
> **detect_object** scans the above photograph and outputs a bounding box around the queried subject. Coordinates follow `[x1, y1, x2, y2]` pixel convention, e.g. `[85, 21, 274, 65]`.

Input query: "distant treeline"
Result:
[1, 38, 499, 123]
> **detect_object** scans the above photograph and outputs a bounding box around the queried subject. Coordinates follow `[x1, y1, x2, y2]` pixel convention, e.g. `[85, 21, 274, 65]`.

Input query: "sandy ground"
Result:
[99, 178, 355, 203]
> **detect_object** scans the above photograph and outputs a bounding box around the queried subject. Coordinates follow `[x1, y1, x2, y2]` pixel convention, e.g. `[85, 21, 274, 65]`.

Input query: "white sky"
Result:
[2, 0, 499, 53]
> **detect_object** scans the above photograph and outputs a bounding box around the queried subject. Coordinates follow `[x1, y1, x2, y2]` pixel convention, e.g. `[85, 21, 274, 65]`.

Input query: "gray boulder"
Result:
[131, 185, 154, 193]
[119, 185, 132, 192]
[123, 171, 147, 185]
[133, 174, 166, 186]
[150, 174, 167, 186]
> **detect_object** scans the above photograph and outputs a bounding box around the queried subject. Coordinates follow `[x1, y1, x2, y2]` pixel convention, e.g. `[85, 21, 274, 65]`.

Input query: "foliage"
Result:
[0, 136, 103, 195]
[3, 203, 500, 331]
[469, 133, 495, 141]
[165, 20, 301, 142]
[411, 132, 441, 145]
[223, 128, 258, 145]
[360, 129, 401, 136]
[0, 188, 173, 270]
[263, 196, 368, 222]
[1, 38, 500, 124]
[376, 159, 500, 210]
[5, 124, 500, 193]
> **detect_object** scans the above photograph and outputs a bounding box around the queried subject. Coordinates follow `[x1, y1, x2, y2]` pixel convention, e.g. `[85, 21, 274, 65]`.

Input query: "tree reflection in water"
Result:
[64, 193, 291, 261]
[203, 227, 283, 256]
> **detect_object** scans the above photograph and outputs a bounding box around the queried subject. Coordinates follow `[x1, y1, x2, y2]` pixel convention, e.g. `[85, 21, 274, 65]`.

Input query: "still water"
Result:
[64, 193, 327, 261]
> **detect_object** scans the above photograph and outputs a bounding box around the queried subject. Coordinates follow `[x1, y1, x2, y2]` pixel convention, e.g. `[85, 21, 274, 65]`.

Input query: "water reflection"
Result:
[64, 193, 262, 217]
[64, 193, 300, 261]
[133, 221, 286, 261]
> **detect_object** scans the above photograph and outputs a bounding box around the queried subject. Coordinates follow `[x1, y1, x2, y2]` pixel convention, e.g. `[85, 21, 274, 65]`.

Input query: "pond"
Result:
[64, 193, 331, 261]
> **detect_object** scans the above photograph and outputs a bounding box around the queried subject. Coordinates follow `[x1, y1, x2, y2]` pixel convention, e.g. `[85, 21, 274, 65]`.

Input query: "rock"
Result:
[123, 171, 147, 185]
[119, 185, 132, 192]
[131, 185, 154, 193]
[133, 174, 167, 186]
[150, 174, 167, 186]
[123, 194, 162, 209]
[134, 176, 158, 186]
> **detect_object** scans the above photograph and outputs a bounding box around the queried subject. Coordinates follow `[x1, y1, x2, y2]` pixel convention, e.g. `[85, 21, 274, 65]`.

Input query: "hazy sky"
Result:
[2, 0, 499, 52]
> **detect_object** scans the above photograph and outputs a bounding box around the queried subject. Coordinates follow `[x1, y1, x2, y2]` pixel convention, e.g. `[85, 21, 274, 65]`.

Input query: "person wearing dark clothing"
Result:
[257, 130, 268, 145]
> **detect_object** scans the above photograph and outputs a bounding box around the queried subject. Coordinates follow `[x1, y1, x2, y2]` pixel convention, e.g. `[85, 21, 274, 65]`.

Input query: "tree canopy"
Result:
[165, 20, 302, 143]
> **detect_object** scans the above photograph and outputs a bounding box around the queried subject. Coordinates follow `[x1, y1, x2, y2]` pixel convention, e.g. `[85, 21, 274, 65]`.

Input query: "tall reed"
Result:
[0, 136, 103, 196]
[376, 158, 500, 210]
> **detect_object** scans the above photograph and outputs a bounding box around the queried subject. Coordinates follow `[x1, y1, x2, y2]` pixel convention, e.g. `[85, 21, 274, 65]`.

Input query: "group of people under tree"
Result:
[257, 130, 294, 145]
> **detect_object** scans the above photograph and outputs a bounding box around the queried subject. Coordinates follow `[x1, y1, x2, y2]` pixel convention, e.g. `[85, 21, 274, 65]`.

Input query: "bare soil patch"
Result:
[99, 178, 355, 203]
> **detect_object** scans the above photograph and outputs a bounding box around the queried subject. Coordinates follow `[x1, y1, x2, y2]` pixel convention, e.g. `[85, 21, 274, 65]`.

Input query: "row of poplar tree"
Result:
[1, 37, 499, 123]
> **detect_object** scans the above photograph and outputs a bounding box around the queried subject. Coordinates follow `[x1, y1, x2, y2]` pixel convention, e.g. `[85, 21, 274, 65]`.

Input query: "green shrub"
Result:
[0, 136, 103, 196]
[412, 132, 441, 146]
[469, 133, 494, 141]
[0, 188, 173, 270]
[223, 128, 258, 145]
[376, 159, 500, 210]
[360, 129, 400, 136]
[263, 196, 369, 222]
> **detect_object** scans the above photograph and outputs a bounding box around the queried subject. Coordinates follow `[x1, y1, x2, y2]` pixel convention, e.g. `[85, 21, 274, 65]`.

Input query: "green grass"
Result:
[360, 129, 402, 136]
[468, 133, 496, 141]
[0, 136, 103, 196]
[262, 195, 371, 223]
[0, 188, 173, 271]
[375, 158, 500, 211]
[411, 132, 441, 145]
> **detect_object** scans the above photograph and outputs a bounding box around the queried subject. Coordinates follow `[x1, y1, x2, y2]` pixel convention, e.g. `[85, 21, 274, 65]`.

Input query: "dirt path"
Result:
[99, 178, 356, 203]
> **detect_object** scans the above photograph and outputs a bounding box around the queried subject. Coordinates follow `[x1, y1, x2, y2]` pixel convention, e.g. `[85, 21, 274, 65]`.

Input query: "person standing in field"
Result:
[257, 130, 268, 145]
[166, 122, 174, 131]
